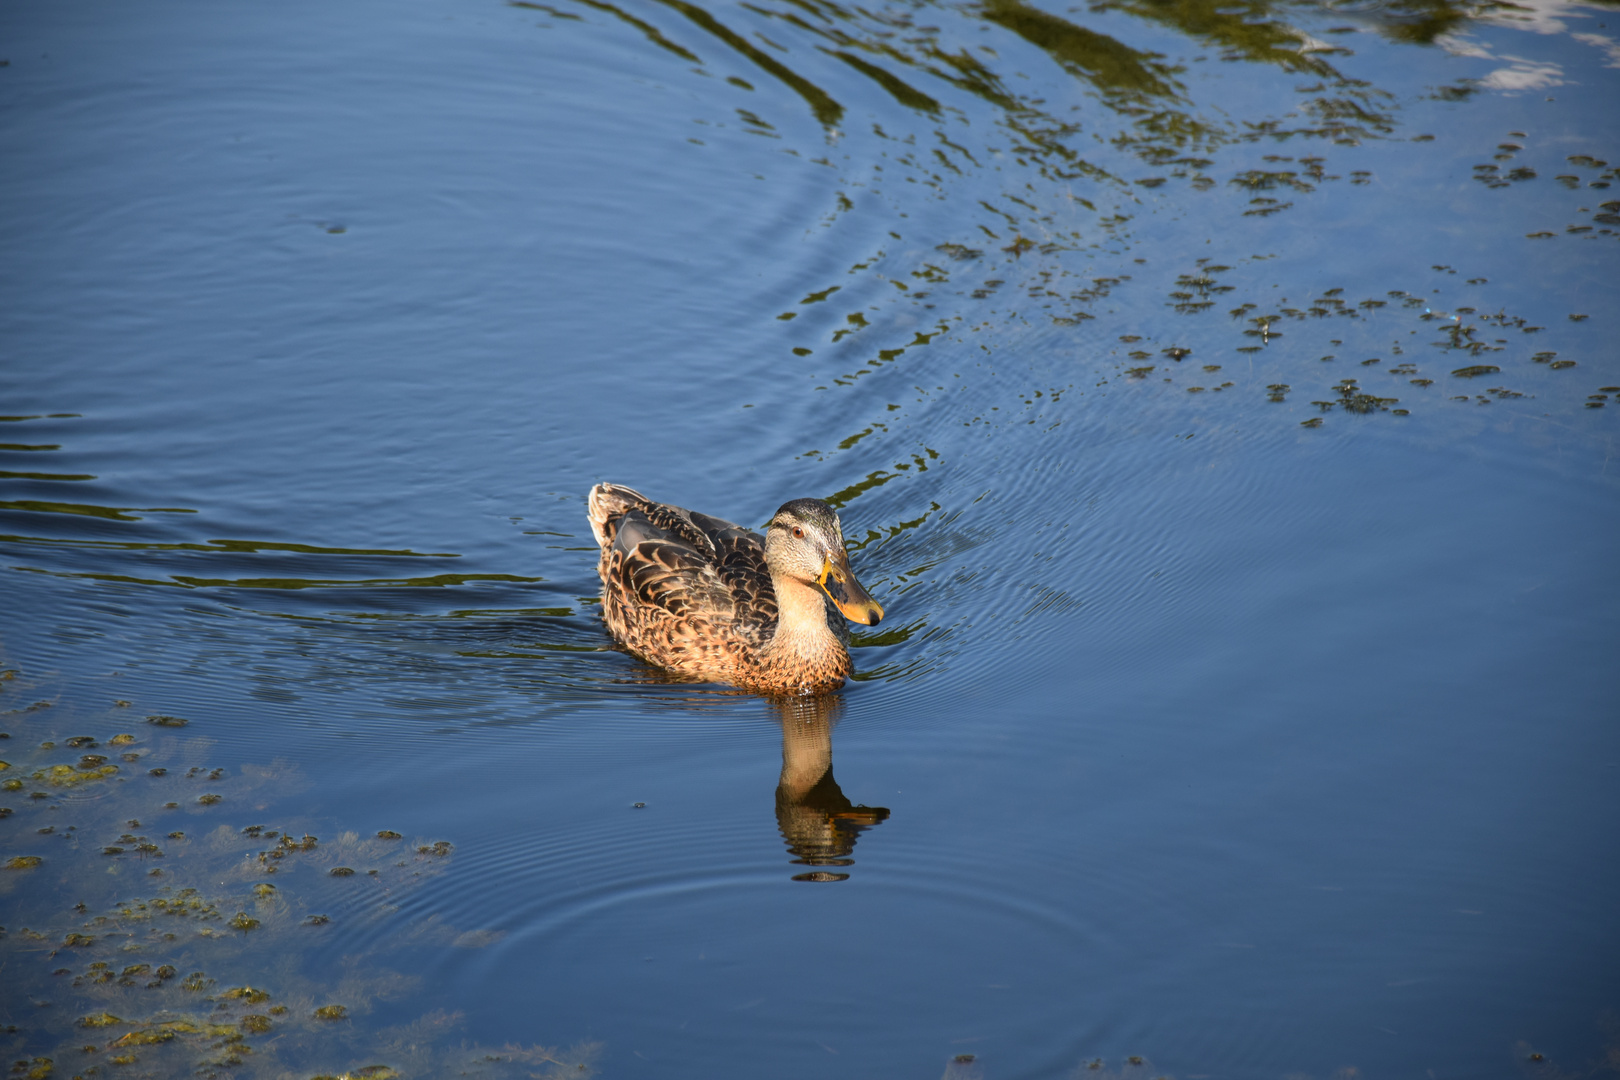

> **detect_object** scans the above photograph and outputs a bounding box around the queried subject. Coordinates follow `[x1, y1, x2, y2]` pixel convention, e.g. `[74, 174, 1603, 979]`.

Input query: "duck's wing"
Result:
[592, 485, 780, 654]
[698, 512, 778, 637]
[591, 484, 778, 632]
[590, 483, 668, 549]
[607, 509, 735, 622]
[590, 484, 737, 556]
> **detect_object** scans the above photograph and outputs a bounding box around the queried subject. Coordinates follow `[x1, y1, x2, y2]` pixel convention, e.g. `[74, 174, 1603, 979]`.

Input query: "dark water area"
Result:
[2, 0, 1618, 1076]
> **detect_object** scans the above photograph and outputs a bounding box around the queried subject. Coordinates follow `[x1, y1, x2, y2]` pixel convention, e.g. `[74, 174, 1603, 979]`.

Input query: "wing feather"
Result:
[590, 485, 787, 676]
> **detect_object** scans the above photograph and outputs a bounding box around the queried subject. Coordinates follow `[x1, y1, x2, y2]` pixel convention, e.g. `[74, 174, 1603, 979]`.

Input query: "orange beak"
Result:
[817, 550, 884, 626]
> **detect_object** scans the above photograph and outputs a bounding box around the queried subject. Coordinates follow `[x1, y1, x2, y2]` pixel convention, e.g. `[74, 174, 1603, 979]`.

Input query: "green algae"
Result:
[0, 704, 596, 1080]
[31, 762, 119, 787]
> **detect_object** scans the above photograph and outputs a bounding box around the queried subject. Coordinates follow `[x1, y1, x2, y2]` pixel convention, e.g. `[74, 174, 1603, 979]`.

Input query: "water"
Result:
[1, 0, 1617, 1076]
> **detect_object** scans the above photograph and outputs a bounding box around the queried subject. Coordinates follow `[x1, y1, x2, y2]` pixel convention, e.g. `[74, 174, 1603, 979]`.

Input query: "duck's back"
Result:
[588, 484, 778, 676]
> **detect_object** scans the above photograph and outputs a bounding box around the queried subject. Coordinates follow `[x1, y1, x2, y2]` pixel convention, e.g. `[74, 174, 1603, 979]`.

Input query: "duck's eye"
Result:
[792, 526, 804, 539]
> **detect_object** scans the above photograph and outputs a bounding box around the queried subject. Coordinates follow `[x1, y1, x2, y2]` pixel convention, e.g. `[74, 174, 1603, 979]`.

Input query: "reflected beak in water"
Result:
[816, 550, 884, 626]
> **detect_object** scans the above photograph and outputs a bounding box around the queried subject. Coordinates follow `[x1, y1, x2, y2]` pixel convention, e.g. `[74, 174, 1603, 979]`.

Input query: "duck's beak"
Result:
[817, 550, 884, 626]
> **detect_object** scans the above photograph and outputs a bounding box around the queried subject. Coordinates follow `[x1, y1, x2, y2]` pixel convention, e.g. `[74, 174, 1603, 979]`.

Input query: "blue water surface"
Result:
[1, 0, 1617, 1076]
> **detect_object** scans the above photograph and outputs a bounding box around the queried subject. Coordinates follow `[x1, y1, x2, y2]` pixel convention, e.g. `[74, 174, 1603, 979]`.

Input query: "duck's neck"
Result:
[762, 574, 846, 670]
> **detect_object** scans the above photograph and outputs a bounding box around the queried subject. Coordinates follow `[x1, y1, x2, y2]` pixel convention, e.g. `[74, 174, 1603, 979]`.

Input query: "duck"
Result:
[587, 483, 884, 695]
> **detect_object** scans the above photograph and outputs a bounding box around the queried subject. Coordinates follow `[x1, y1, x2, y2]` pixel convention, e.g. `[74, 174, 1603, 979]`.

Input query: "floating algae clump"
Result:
[0, 717, 598, 1079]
[32, 762, 119, 787]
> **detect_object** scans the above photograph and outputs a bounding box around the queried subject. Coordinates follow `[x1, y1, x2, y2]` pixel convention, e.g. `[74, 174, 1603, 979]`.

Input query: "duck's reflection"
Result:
[771, 695, 890, 882]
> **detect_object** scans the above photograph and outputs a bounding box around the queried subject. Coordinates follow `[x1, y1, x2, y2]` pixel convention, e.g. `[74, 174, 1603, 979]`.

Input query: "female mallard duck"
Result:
[587, 483, 884, 695]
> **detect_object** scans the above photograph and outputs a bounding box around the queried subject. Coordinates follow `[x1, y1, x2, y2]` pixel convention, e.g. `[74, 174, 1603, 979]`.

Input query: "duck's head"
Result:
[764, 499, 885, 626]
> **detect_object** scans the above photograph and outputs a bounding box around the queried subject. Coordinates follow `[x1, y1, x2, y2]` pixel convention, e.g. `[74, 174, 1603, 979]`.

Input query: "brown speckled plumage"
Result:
[587, 483, 883, 695]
